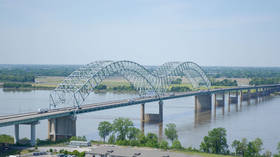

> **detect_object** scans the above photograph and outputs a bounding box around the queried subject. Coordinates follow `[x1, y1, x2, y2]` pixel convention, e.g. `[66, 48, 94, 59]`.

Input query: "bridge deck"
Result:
[0, 84, 279, 127]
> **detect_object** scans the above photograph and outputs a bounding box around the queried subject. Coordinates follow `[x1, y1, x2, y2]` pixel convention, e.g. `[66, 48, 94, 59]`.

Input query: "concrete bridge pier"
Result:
[214, 93, 225, 116]
[228, 91, 238, 112]
[30, 122, 36, 146]
[141, 100, 163, 123]
[141, 103, 145, 132]
[195, 94, 212, 113]
[48, 115, 76, 141]
[247, 89, 251, 104]
[14, 124, 19, 144]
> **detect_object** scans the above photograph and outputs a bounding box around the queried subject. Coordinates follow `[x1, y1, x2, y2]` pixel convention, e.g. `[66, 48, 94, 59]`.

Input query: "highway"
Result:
[0, 84, 279, 128]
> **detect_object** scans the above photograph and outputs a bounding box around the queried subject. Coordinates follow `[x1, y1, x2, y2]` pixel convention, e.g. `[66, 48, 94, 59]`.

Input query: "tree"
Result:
[172, 139, 182, 150]
[232, 138, 248, 156]
[112, 117, 133, 141]
[165, 123, 178, 142]
[108, 134, 116, 144]
[200, 128, 228, 154]
[127, 127, 140, 140]
[246, 138, 263, 157]
[98, 121, 112, 142]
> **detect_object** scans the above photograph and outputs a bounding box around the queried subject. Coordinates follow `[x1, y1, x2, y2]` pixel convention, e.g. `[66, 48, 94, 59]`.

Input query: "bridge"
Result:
[0, 60, 279, 146]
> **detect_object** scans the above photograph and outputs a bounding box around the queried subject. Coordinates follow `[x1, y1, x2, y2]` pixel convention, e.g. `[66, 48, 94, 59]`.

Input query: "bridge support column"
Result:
[159, 100, 163, 123]
[30, 122, 36, 146]
[48, 115, 76, 142]
[247, 89, 251, 104]
[14, 124, 19, 144]
[214, 93, 225, 116]
[228, 92, 231, 112]
[143, 101, 163, 123]
[141, 103, 145, 122]
[141, 103, 145, 132]
[195, 94, 212, 113]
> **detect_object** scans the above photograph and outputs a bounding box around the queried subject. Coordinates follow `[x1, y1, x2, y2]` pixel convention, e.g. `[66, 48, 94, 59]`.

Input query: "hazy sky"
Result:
[0, 0, 279, 66]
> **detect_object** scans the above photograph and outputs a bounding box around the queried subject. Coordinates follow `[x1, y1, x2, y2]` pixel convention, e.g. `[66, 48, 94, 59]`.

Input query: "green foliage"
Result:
[116, 140, 129, 146]
[18, 137, 30, 145]
[172, 139, 183, 150]
[211, 79, 238, 86]
[129, 139, 140, 146]
[70, 136, 87, 141]
[232, 137, 264, 157]
[159, 140, 169, 150]
[0, 64, 79, 77]
[165, 123, 178, 142]
[108, 134, 116, 144]
[171, 78, 182, 84]
[204, 66, 280, 78]
[112, 117, 133, 141]
[0, 74, 35, 82]
[59, 149, 85, 157]
[98, 121, 112, 142]
[112, 85, 136, 91]
[137, 133, 147, 146]
[145, 133, 159, 148]
[246, 138, 263, 157]
[200, 128, 228, 154]
[0, 134, 14, 144]
[127, 127, 140, 140]
[232, 138, 248, 156]
[249, 78, 280, 86]
[170, 86, 190, 92]
[94, 84, 107, 90]
[3, 82, 32, 88]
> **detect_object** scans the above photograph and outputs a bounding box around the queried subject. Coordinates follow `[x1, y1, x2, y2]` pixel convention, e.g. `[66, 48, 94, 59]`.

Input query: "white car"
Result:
[38, 108, 48, 113]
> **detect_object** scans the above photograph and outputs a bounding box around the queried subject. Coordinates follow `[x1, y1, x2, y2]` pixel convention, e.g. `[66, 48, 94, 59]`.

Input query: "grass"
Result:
[174, 150, 234, 157]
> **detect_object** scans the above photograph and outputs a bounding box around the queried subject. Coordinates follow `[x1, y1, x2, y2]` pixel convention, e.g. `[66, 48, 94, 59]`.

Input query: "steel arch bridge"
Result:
[49, 60, 211, 108]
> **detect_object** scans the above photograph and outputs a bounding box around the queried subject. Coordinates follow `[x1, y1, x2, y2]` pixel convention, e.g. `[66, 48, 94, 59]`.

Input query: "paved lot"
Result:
[37, 144, 202, 157]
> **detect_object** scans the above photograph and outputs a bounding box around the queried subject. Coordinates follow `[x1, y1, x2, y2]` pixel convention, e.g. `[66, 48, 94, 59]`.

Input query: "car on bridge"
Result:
[38, 108, 48, 113]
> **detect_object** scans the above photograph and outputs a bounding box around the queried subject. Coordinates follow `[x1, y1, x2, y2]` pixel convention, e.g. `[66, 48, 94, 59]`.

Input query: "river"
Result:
[0, 89, 280, 153]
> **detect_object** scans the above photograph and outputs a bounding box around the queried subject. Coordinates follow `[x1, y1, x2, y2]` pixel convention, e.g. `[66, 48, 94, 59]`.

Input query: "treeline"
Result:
[249, 78, 280, 86]
[211, 79, 238, 86]
[97, 118, 182, 149]
[0, 64, 80, 83]
[3, 82, 32, 88]
[204, 66, 280, 78]
[96, 118, 280, 157]
[0, 74, 35, 82]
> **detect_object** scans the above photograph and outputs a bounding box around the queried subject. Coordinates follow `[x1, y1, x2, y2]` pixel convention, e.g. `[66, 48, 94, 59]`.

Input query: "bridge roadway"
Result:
[1, 84, 279, 128]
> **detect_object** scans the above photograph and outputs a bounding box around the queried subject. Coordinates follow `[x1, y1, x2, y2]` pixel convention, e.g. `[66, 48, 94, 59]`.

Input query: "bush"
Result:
[145, 133, 159, 148]
[116, 140, 129, 146]
[172, 139, 182, 150]
[159, 140, 169, 150]
[130, 140, 140, 146]
[137, 133, 147, 146]
[0, 134, 14, 144]
[70, 136, 87, 141]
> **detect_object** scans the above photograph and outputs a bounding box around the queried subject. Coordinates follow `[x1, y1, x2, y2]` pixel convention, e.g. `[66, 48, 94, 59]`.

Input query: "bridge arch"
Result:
[50, 60, 211, 108]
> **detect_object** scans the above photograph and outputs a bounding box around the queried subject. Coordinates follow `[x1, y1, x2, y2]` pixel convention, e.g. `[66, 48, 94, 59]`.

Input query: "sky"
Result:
[0, 0, 279, 66]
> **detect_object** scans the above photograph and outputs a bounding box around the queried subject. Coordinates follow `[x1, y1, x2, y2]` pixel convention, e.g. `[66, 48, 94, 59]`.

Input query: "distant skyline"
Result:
[0, 0, 279, 67]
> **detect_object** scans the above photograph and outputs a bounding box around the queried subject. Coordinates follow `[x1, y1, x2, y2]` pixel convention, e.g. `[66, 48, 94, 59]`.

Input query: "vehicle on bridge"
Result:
[37, 108, 48, 113]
